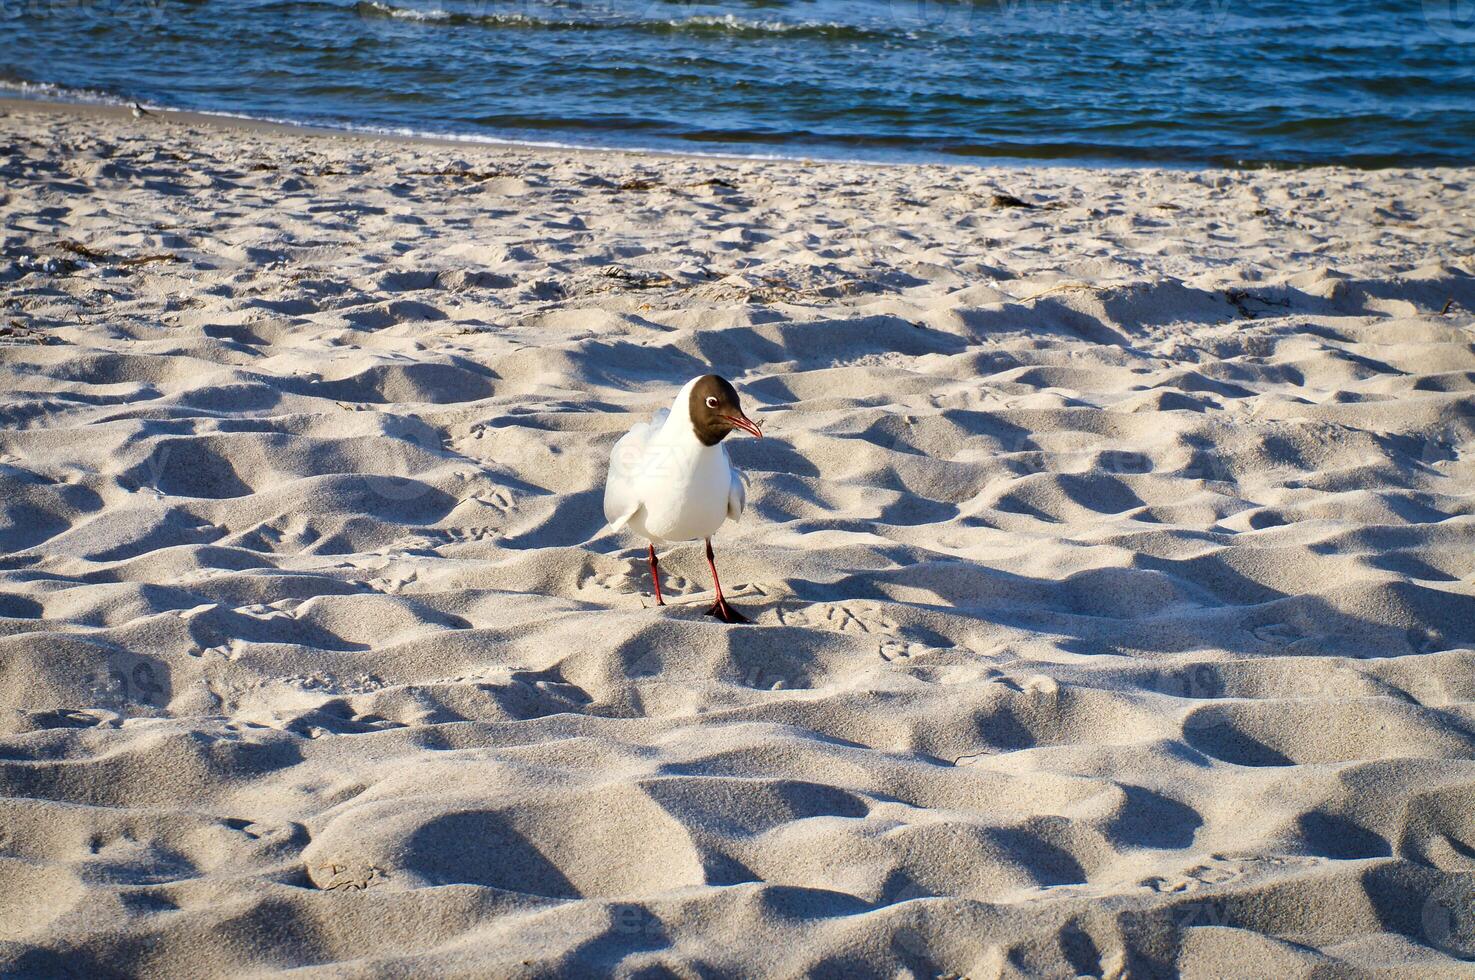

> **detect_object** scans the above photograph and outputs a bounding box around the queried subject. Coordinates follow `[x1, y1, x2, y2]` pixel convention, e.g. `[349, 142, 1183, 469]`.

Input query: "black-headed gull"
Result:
[604, 374, 762, 623]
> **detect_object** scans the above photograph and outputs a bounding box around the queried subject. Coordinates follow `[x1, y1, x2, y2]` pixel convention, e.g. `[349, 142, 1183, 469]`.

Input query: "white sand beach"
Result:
[2, 99, 1474, 976]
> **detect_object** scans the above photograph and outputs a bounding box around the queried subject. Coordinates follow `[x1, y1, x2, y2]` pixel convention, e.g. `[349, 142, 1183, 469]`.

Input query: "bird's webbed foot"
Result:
[704, 598, 749, 624]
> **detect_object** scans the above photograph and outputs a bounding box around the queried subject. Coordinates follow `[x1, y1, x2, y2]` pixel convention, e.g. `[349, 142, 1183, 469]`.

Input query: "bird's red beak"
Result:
[723, 414, 763, 438]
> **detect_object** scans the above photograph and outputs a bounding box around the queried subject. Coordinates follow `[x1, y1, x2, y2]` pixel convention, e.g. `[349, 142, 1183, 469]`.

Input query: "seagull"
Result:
[604, 374, 762, 623]
[131, 102, 151, 119]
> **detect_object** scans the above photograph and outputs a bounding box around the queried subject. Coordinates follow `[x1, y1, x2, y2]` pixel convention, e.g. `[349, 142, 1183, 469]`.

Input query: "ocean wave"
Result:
[354, 1, 888, 42]
[0, 84, 899, 167]
[6, 0, 1467, 169]
[0, 77, 131, 107]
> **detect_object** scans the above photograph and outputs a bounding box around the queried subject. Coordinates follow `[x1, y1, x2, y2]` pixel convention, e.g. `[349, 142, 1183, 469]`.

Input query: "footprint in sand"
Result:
[235, 600, 304, 621]
[1142, 853, 1318, 895]
[369, 571, 418, 594]
[878, 638, 934, 662]
[1252, 623, 1302, 646]
[580, 568, 638, 594]
[196, 641, 241, 660]
[580, 566, 700, 598]
[1141, 856, 1246, 894]
[467, 488, 517, 513]
[309, 861, 389, 893]
[438, 526, 500, 544]
[391, 533, 446, 552]
[779, 601, 899, 636]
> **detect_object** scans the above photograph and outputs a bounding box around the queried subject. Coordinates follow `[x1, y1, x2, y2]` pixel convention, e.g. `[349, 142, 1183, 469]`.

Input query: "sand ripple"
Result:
[2, 101, 1474, 974]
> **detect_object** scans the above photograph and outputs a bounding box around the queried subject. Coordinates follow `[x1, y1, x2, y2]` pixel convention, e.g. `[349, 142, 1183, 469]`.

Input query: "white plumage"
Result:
[602, 374, 760, 622]
[604, 378, 747, 542]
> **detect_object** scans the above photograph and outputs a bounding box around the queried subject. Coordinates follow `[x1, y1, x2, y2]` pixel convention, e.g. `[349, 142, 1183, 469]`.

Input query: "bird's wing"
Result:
[603, 419, 655, 529]
[603, 405, 676, 532]
[607, 499, 642, 532]
[725, 446, 747, 521]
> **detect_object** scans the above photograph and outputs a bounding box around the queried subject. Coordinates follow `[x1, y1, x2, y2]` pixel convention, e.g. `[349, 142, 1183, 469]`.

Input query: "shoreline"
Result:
[6, 92, 1459, 176]
[0, 93, 1161, 172]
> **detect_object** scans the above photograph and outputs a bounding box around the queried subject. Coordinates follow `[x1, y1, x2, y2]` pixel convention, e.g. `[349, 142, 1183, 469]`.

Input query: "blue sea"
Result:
[4, 0, 1474, 167]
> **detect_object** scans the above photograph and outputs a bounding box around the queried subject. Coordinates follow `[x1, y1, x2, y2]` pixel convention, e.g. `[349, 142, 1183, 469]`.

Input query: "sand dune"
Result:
[2, 100, 1474, 976]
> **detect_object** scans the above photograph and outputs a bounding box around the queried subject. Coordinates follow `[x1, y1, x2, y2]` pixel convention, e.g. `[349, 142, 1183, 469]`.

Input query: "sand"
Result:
[2, 98, 1474, 977]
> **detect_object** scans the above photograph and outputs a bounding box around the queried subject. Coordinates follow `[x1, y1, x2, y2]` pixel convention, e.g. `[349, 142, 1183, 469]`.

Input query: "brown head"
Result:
[688, 374, 762, 446]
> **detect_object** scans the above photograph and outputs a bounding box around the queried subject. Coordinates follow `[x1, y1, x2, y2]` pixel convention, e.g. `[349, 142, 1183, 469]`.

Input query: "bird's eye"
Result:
[705, 396, 719, 409]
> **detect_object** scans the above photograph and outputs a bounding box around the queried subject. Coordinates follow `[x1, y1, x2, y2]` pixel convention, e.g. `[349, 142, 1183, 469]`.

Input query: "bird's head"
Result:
[688, 374, 762, 446]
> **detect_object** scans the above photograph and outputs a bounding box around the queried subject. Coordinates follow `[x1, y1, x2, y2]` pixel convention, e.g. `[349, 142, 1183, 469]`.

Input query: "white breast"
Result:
[604, 379, 747, 544]
[633, 428, 733, 542]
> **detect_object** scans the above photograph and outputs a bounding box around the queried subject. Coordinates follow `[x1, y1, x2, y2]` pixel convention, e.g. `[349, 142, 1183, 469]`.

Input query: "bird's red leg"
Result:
[703, 538, 748, 624]
[648, 543, 665, 606]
